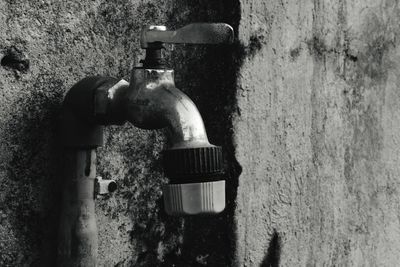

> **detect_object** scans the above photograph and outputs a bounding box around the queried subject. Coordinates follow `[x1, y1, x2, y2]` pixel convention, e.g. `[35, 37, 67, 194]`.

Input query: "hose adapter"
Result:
[162, 145, 225, 215]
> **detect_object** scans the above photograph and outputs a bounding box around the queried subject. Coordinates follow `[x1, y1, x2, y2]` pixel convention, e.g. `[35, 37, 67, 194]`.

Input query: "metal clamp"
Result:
[95, 176, 117, 196]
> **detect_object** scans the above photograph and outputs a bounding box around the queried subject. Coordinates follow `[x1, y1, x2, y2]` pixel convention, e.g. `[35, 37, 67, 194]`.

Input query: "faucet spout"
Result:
[124, 68, 210, 149]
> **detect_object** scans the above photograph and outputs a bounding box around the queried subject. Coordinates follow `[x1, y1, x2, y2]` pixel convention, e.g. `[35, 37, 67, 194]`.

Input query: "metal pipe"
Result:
[58, 76, 118, 266]
[57, 149, 98, 267]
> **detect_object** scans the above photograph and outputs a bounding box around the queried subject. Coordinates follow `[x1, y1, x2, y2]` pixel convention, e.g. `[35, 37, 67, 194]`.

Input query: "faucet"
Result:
[57, 23, 233, 266]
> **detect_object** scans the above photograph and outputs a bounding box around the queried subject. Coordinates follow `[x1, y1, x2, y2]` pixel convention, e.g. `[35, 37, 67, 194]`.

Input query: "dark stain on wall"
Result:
[247, 33, 266, 58]
[1, 46, 29, 74]
[340, 9, 396, 202]
[289, 46, 302, 61]
[307, 35, 329, 60]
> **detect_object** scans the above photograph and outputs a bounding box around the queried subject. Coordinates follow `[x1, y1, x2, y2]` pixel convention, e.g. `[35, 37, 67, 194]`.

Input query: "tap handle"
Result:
[141, 23, 234, 48]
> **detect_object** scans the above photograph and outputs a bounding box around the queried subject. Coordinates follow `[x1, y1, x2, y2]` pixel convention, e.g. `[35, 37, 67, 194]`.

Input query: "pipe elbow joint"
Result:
[61, 76, 118, 148]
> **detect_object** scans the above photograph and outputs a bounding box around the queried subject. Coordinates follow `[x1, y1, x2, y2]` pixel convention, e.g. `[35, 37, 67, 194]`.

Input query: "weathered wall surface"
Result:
[2, 0, 400, 266]
[234, 0, 400, 266]
[0, 0, 238, 266]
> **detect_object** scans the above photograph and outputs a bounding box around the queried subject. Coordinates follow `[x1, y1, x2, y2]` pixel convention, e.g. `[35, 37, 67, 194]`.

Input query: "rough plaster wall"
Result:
[0, 0, 239, 266]
[235, 0, 400, 266]
[2, 0, 398, 266]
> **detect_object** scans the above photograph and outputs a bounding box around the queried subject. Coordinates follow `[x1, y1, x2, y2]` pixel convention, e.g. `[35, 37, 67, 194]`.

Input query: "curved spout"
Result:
[122, 68, 210, 149]
[61, 71, 214, 151]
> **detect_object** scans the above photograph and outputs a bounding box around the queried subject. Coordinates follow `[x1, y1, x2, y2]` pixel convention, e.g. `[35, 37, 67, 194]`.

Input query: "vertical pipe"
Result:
[57, 149, 98, 267]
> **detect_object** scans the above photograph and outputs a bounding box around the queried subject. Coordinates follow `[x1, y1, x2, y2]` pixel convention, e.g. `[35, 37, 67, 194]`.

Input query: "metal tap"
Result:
[58, 22, 234, 266]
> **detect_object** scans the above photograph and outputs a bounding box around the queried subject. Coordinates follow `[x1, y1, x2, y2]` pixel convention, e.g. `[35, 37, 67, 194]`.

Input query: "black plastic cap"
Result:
[163, 145, 223, 179]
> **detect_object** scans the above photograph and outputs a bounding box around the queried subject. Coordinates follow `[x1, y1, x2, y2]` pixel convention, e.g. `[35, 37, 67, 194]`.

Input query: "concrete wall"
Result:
[1, 0, 400, 266]
[235, 0, 400, 266]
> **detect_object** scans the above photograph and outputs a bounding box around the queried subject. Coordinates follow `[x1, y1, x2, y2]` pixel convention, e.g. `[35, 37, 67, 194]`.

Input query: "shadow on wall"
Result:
[260, 230, 281, 267]
[163, 1, 269, 265]
[0, 56, 64, 264]
[164, 2, 243, 266]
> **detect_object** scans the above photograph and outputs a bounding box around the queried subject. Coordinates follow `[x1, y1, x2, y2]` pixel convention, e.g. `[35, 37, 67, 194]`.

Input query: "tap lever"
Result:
[141, 23, 234, 48]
